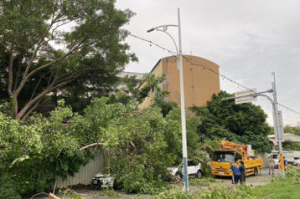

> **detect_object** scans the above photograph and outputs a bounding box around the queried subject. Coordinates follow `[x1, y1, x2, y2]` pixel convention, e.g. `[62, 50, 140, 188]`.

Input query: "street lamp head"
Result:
[147, 25, 178, 33]
[147, 28, 155, 33]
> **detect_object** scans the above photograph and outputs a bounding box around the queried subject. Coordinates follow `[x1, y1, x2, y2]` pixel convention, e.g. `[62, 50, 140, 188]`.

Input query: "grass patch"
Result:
[189, 178, 216, 187]
[253, 180, 300, 199]
[96, 189, 120, 198]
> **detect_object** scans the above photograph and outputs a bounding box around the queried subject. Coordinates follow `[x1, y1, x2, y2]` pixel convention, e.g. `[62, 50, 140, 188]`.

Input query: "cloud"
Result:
[116, 0, 300, 125]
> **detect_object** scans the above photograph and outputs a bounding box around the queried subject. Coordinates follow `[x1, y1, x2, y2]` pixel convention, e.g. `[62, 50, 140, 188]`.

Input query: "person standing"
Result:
[239, 161, 246, 184]
[284, 157, 288, 171]
[269, 156, 275, 175]
[230, 163, 240, 184]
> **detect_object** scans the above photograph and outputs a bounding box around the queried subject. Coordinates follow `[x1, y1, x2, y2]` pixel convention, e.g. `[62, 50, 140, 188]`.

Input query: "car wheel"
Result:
[197, 170, 202, 179]
[254, 167, 258, 176]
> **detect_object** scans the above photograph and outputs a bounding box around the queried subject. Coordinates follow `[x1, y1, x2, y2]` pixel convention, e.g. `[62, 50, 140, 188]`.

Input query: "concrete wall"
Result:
[56, 151, 104, 188]
[163, 55, 220, 108]
[139, 55, 220, 109]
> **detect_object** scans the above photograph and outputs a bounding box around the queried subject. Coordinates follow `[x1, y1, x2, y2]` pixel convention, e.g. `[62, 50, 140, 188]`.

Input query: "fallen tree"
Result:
[0, 98, 183, 197]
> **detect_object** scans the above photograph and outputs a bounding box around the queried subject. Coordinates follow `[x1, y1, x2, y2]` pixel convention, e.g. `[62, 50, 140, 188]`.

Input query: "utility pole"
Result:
[223, 73, 286, 179]
[177, 8, 189, 193]
[147, 8, 189, 192]
[271, 72, 285, 179]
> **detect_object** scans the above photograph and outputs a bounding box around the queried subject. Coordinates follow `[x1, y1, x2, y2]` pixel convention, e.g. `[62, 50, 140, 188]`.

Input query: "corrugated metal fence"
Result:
[56, 151, 104, 188]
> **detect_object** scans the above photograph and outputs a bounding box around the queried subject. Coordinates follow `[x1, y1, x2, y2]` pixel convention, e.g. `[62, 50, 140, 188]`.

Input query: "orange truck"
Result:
[210, 140, 263, 177]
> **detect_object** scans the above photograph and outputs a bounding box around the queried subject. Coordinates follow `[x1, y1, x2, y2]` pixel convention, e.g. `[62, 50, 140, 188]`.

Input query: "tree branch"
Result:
[30, 192, 60, 199]
[29, 72, 50, 101]
[16, 71, 82, 119]
[25, 44, 81, 80]
[0, 40, 10, 52]
[13, 52, 24, 92]
[20, 99, 42, 120]
[7, 44, 14, 97]
[13, 10, 65, 97]
[80, 142, 105, 151]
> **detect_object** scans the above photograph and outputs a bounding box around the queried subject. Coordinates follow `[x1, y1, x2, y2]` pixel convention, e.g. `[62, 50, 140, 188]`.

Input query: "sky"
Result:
[115, 0, 300, 126]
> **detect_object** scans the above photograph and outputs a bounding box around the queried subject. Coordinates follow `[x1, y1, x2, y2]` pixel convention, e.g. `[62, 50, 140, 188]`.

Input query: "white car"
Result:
[293, 157, 300, 166]
[92, 173, 114, 189]
[167, 159, 203, 179]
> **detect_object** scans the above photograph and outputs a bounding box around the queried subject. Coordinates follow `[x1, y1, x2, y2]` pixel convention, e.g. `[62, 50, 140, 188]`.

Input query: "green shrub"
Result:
[157, 188, 196, 199]
[285, 166, 300, 184]
[189, 178, 216, 187]
[157, 185, 256, 199]
[0, 106, 89, 196]
[0, 175, 21, 199]
[98, 189, 120, 198]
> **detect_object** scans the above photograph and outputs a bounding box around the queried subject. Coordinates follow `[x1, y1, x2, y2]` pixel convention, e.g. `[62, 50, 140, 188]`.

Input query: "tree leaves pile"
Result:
[68, 98, 184, 194]
[0, 98, 183, 196]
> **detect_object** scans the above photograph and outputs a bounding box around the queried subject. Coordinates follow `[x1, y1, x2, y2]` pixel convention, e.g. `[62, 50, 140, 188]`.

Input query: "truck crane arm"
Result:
[220, 140, 248, 160]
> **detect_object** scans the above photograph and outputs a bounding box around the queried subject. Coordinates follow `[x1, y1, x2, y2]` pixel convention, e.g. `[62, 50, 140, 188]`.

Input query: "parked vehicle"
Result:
[92, 173, 114, 189]
[167, 159, 203, 179]
[210, 140, 263, 177]
[293, 157, 300, 166]
[271, 151, 294, 168]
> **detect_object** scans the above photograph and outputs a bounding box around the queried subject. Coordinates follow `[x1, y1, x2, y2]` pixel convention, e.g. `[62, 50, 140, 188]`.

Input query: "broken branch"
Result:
[80, 142, 105, 151]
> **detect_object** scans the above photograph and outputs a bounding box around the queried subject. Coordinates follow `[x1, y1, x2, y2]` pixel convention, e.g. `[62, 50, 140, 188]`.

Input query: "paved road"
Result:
[28, 169, 281, 199]
[214, 168, 281, 186]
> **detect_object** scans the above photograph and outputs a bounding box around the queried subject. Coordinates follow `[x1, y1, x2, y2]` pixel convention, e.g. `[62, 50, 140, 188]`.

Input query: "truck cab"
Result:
[211, 150, 242, 177]
[210, 140, 263, 177]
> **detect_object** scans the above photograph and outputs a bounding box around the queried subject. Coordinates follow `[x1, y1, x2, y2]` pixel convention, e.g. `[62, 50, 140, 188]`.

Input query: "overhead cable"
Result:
[129, 33, 300, 116]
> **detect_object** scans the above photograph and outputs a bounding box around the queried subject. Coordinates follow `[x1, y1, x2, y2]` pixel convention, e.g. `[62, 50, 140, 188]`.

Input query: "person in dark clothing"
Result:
[230, 163, 240, 184]
[239, 161, 246, 184]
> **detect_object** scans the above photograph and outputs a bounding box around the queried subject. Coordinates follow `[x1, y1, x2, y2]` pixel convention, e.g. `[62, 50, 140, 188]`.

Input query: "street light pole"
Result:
[147, 8, 189, 193]
[271, 72, 285, 179]
[222, 74, 286, 180]
[177, 8, 189, 193]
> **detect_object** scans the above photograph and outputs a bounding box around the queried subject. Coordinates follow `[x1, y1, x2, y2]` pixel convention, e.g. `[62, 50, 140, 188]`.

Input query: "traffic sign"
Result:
[234, 89, 257, 104]
[273, 111, 285, 142]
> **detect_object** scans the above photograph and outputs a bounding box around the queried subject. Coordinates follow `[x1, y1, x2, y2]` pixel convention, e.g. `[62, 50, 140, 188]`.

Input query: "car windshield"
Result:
[212, 152, 234, 163]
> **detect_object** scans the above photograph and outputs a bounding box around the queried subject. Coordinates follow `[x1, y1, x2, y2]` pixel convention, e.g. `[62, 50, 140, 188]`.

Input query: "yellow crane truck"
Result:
[210, 140, 263, 177]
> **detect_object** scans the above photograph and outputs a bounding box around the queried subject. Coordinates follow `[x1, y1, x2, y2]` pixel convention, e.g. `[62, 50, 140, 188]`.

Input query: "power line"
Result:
[182, 55, 300, 116]
[277, 103, 300, 115]
[129, 33, 177, 56]
[129, 33, 300, 116]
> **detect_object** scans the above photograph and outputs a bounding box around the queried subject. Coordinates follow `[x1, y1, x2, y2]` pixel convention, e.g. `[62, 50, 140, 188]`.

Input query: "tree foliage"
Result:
[0, 97, 184, 196]
[281, 125, 300, 150]
[285, 125, 300, 136]
[192, 91, 272, 153]
[0, 102, 89, 196]
[68, 98, 183, 193]
[0, 78, 275, 197]
[0, 0, 136, 119]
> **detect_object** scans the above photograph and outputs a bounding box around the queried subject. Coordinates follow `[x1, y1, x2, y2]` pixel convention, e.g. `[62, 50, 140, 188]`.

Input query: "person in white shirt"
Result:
[268, 156, 275, 175]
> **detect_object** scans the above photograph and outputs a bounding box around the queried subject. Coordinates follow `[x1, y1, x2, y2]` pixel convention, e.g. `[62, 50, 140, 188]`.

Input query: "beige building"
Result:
[139, 55, 220, 108]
